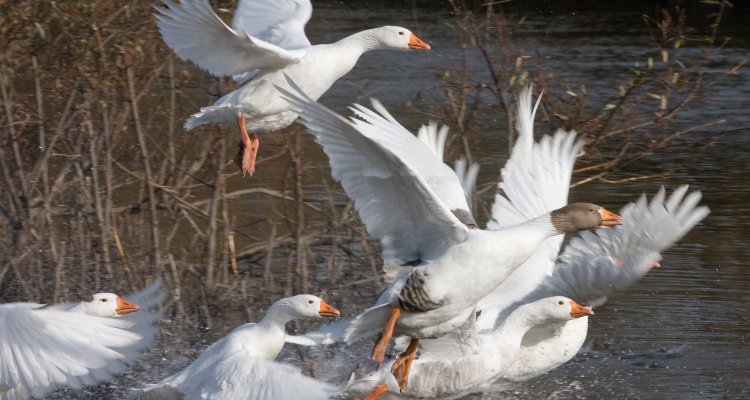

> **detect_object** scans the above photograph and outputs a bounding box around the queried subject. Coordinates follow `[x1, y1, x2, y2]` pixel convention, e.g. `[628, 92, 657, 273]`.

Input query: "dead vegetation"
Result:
[435, 0, 741, 203]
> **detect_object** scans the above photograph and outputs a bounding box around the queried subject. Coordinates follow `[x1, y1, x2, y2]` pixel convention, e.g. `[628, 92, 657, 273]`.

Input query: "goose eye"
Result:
[101, 299, 108, 303]
[398, 31, 405, 35]
[308, 300, 314, 304]
[558, 300, 564, 305]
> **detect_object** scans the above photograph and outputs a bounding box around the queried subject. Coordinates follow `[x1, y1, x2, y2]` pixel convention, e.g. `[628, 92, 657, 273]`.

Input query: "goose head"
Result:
[282, 294, 341, 319]
[78, 293, 140, 317]
[371, 26, 431, 51]
[551, 202, 623, 233]
[537, 296, 594, 321]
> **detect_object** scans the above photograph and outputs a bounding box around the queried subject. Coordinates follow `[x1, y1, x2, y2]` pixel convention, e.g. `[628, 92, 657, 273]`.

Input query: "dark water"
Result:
[47, 2, 750, 399]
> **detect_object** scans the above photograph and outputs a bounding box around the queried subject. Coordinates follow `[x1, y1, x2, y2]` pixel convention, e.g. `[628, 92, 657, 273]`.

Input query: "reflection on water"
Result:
[49, 2, 750, 399]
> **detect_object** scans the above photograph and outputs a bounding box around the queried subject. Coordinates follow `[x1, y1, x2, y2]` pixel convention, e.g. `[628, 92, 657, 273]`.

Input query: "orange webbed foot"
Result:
[391, 338, 419, 391]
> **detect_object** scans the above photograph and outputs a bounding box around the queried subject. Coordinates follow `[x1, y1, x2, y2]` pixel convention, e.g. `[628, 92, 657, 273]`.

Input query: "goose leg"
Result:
[362, 383, 388, 400]
[391, 337, 419, 391]
[234, 114, 259, 176]
[372, 306, 401, 369]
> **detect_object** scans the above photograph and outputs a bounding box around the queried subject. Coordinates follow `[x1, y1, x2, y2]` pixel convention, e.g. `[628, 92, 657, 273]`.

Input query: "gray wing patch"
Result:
[398, 269, 444, 313]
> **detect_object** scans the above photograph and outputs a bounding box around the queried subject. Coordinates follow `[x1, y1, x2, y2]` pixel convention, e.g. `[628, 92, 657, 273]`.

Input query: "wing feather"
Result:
[0, 304, 145, 399]
[155, 0, 302, 78]
[278, 78, 469, 264]
[489, 87, 582, 229]
[231, 0, 312, 50]
[475, 87, 580, 331]
[175, 356, 339, 400]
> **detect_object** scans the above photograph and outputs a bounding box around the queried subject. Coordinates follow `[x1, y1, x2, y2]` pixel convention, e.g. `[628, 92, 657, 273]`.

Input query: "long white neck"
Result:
[257, 301, 297, 331]
[491, 302, 550, 350]
[336, 28, 388, 53]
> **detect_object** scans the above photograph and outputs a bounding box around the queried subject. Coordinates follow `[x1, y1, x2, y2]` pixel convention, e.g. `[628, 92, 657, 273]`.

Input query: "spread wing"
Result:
[231, 0, 312, 50]
[155, 0, 303, 78]
[279, 77, 470, 265]
[0, 304, 145, 399]
[488, 87, 582, 229]
[122, 278, 166, 351]
[416, 122, 479, 224]
[173, 356, 340, 400]
[526, 186, 710, 306]
[475, 88, 582, 331]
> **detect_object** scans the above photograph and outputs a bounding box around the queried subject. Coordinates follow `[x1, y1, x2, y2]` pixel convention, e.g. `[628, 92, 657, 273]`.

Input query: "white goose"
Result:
[279, 79, 623, 391]
[348, 296, 593, 399]
[155, 0, 430, 175]
[0, 280, 164, 400]
[490, 185, 709, 386]
[141, 294, 341, 400]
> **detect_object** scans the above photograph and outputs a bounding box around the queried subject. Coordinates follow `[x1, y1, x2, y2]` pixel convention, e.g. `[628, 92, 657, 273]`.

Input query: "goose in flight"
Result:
[155, 0, 430, 175]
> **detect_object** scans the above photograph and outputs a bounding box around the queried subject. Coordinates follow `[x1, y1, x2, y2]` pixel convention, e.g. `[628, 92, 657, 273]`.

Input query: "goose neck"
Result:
[491, 303, 545, 349]
[339, 28, 384, 52]
[515, 213, 560, 238]
[257, 301, 296, 330]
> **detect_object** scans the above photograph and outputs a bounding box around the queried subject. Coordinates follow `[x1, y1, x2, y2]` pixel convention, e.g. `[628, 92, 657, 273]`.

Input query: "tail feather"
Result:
[343, 303, 394, 344]
[184, 105, 240, 130]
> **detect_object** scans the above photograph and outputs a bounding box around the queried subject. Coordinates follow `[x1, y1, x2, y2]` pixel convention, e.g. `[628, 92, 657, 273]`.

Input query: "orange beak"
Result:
[570, 300, 594, 318]
[650, 261, 662, 269]
[408, 33, 431, 50]
[115, 297, 140, 316]
[318, 299, 341, 318]
[599, 207, 623, 227]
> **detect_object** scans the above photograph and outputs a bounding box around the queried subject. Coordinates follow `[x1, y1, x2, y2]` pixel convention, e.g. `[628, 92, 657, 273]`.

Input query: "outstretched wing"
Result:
[0, 304, 144, 399]
[475, 88, 581, 331]
[155, 0, 303, 78]
[122, 278, 166, 351]
[231, 0, 312, 51]
[488, 88, 582, 229]
[528, 186, 710, 306]
[279, 77, 470, 265]
[176, 356, 340, 400]
[417, 122, 480, 214]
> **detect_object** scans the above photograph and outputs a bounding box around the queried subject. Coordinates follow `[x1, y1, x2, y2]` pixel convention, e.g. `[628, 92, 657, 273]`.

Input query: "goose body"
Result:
[155, 0, 430, 174]
[348, 297, 592, 399]
[141, 295, 340, 400]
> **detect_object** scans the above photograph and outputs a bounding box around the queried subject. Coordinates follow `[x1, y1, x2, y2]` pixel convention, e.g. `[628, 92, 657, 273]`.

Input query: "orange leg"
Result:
[372, 306, 401, 369]
[391, 338, 420, 391]
[234, 114, 259, 176]
[362, 383, 388, 400]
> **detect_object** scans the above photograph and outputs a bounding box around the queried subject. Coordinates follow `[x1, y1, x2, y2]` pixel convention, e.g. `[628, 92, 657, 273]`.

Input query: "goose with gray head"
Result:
[0, 281, 164, 400]
[278, 79, 622, 392]
[140, 294, 341, 400]
[155, 0, 430, 175]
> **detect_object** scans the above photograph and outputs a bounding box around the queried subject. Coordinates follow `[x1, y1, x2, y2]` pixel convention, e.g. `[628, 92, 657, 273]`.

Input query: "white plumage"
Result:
[279, 80, 621, 392]
[155, 0, 430, 174]
[140, 295, 341, 400]
[346, 296, 592, 399]
[0, 280, 164, 400]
